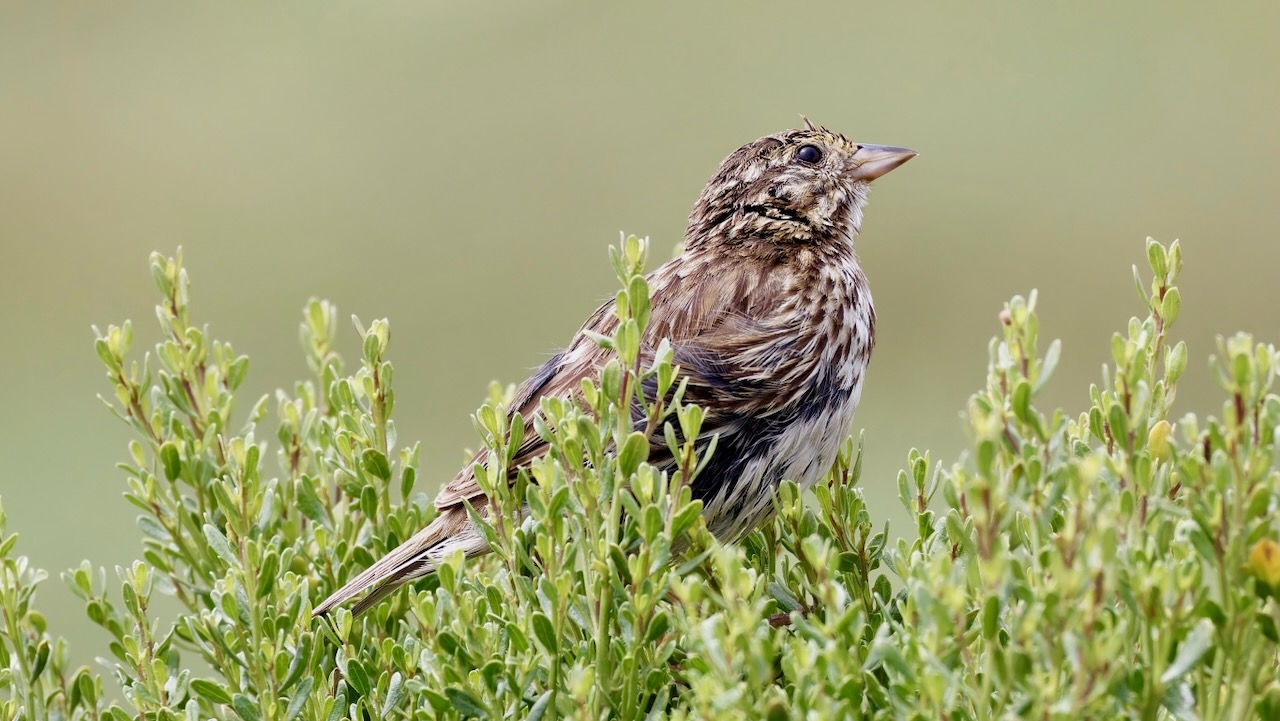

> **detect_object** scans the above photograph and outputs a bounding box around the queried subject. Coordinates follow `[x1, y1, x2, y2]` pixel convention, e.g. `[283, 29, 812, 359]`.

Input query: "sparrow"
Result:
[314, 119, 915, 617]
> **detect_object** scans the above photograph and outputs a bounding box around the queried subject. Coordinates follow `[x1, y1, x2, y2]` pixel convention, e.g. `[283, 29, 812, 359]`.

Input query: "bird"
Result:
[314, 119, 915, 617]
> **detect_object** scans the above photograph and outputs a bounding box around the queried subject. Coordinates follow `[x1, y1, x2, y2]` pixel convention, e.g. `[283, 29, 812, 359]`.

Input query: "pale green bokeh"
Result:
[2, 1, 1277, 668]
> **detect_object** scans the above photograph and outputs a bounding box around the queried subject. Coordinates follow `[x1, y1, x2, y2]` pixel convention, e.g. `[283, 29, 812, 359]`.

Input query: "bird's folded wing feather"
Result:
[431, 258, 798, 511]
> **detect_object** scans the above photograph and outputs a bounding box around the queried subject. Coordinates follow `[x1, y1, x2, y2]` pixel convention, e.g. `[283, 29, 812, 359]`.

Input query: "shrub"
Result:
[1, 236, 1277, 720]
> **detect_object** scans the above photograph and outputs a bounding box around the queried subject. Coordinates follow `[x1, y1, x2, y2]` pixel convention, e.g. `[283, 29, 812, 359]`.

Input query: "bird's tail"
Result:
[312, 509, 483, 617]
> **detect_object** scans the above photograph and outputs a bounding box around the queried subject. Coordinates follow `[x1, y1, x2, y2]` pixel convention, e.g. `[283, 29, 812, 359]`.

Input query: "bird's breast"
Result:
[769, 263, 873, 481]
[695, 267, 873, 540]
[780, 262, 874, 408]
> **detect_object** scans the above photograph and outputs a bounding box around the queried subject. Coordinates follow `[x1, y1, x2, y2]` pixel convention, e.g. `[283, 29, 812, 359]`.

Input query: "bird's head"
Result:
[686, 119, 916, 250]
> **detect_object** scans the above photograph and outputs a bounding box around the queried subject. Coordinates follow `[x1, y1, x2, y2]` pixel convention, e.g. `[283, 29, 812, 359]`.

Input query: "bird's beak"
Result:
[848, 144, 917, 181]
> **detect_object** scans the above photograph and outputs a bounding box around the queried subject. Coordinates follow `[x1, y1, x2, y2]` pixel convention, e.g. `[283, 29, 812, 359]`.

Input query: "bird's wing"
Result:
[432, 255, 798, 512]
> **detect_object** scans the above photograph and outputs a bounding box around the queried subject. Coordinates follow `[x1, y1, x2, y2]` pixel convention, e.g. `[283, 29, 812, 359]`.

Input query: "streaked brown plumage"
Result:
[314, 120, 915, 617]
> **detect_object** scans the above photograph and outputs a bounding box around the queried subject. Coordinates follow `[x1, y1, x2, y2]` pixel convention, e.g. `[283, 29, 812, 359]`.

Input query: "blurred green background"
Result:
[2, 1, 1278, 668]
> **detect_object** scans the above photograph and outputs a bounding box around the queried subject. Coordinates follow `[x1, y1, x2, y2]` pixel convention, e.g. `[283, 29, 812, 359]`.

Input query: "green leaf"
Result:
[94, 337, 119, 370]
[75, 670, 97, 708]
[585, 329, 616, 352]
[1184, 522, 1218, 565]
[30, 639, 49, 681]
[231, 694, 262, 721]
[1160, 287, 1181, 327]
[1160, 619, 1215, 684]
[618, 431, 649, 476]
[227, 357, 251, 394]
[873, 573, 892, 604]
[1258, 612, 1280, 644]
[644, 610, 672, 644]
[1035, 339, 1061, 392]
[865, 632, 913, 680]
[670, 500, 703, 538]
[324, 690, 347, 721]
[1161, 682, 1199, 721]
[359, 485, 378, 520]
[284, 677, 313, 721]
[642, 505, 663, 542]
[381, 672, 405, 716]
[400, 464, 417, 499]
[202, 524, 237, 566]
[361, 449, 392, 482]
[1166, 340, 1188, 383]
[445, 687, 487, 718]
[1233, 349, 1251, 389]
[362, 329, 380, 364]
[159, 441, 182, 480]
[136, 515, 170, 542]
[210, 481, 246, 535]
[279, 632, 312, 693]
[981, 595, 1000, 640]
[295, 478, 331, 529]
[1147, 237, 1168, 280]
[1107, 402, 1129, 450]
[768, 582, 802, 614]
[344, 658, 372, 697]
[256, 551, 279, 596]
[526, 690, 553, 721]
[190, 679, 233, 705]
[531, 612, 558, 654]
[1012, 379, 1033, 423]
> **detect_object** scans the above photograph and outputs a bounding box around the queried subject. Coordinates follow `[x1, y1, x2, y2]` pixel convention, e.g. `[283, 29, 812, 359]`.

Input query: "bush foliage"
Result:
[2, 237, 1279, 720]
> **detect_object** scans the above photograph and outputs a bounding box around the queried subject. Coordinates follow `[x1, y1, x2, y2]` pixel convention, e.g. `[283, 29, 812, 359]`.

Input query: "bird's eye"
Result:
[796, 144, 823, 163]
